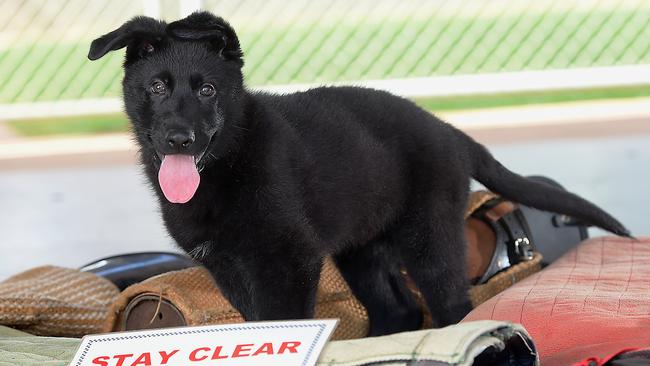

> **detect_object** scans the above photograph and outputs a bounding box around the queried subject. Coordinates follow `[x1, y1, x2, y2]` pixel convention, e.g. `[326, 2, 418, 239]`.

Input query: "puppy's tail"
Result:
[464, 134, 631, 237]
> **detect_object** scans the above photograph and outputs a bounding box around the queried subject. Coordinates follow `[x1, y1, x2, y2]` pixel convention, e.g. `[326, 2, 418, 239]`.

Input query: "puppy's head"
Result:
[89, 12, 245, 204]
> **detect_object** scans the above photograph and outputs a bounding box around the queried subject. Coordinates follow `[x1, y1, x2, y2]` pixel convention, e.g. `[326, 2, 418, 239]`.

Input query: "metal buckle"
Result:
[514, 237, 534, 261]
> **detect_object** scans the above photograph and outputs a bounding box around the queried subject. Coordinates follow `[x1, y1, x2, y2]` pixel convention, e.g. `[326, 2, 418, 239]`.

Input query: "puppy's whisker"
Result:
[231, 125, 250, 132]
[188, 241, 212, 261]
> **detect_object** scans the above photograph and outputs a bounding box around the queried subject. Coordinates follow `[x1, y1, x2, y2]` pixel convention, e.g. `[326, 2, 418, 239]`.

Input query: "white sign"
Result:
[69, 319, 338, 366]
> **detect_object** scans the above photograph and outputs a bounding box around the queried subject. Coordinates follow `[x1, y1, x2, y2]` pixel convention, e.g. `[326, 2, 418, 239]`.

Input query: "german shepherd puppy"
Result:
[89, 12, 630, 335]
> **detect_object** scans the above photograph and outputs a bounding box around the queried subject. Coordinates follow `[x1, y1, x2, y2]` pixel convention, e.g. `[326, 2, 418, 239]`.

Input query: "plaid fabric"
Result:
[0, 266, 119, 337]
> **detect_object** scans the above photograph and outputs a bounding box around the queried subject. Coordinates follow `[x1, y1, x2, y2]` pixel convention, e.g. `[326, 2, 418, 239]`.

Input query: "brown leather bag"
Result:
[104, 191, 542, 340]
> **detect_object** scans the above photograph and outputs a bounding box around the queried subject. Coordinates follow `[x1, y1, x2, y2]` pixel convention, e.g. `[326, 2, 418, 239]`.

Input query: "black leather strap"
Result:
[476, 218, 512, 284]
[472, 202, 536, 284]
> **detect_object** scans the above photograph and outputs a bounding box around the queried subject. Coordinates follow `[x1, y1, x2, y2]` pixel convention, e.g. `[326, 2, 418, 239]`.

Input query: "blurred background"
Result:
[0, 0, 649, 280]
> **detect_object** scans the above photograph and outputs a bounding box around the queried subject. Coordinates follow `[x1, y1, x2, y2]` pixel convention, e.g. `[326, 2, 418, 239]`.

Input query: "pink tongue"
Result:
[158, 155, 200, 203]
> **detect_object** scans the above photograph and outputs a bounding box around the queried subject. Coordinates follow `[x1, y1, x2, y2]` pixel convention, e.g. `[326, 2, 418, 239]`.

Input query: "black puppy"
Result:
[89, 12, 630, 336]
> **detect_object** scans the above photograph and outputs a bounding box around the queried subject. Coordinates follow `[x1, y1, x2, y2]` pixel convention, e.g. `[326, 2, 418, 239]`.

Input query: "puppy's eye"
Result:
[199, 84, 215, 97]
[143, 43, 154, 53]
[151, 81, 166, 94]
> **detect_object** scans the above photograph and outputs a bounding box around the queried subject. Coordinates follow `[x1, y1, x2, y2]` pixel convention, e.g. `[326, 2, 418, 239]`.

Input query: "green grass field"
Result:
[8, 85, 650, 137]
[1, 6, 649, 104]
[8, 114, 129, 137]
[3, 3, 649, 137]
[413, 85, 650, 111]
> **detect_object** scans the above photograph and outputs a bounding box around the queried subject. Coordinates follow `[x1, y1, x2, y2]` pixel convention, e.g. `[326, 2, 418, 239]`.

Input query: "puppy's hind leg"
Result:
[335, 238, 423, 336]
[394, 197, 473, 328]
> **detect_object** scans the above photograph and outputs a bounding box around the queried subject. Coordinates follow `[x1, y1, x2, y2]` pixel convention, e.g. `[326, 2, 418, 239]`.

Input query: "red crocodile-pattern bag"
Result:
[463, 236, 650, 366]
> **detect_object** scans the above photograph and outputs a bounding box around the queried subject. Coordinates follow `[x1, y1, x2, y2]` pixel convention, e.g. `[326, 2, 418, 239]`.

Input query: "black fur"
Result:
[89, 12, 630, 336]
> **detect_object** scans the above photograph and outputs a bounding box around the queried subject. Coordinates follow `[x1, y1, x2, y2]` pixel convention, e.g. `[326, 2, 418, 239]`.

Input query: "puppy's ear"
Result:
[88, 16, 166, 62]
[167, 11, 244, 67]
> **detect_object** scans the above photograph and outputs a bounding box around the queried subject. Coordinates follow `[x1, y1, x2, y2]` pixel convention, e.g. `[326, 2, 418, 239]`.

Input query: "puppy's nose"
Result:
[166, 130, 195, 150]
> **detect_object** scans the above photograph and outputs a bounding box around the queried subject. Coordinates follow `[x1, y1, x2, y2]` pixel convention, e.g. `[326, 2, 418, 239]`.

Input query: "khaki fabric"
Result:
[0, 325, 79, 366]
[0, 321, 538, 366]
[317, 320, 539, 366]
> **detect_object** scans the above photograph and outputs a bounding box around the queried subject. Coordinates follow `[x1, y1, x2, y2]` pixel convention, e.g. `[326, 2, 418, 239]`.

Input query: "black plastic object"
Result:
[472, 175, 590, 283]
[520, 176, 589, 266]
[472, 198, 536, 284]
[608, 349, 650, 366]
[471, 330, 538, 366]
[79, 252, 199, 290]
